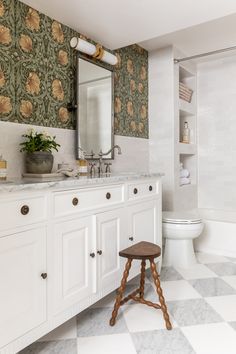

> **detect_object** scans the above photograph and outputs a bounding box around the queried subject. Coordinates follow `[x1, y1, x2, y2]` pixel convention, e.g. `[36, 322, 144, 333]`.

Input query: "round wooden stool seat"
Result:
[110, 241, 172, 330]
[119, 241, 161, 260]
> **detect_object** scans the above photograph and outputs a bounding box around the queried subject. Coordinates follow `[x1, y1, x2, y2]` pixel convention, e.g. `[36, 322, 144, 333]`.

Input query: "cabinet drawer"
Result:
[0, 196, 47, 231]
[128, 180, 158, 200]
[53, 185, 124, 217]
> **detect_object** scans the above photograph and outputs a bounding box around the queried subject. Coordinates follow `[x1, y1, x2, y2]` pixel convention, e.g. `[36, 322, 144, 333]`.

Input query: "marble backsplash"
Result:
[0, 121, 149, 178]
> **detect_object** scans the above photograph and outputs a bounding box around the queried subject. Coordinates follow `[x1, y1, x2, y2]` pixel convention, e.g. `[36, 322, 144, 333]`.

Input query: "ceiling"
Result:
[20, 0, 236, 51]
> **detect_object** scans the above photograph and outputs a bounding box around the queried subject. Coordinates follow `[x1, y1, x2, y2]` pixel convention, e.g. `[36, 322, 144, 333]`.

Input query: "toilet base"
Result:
[163, 239, 197, 268]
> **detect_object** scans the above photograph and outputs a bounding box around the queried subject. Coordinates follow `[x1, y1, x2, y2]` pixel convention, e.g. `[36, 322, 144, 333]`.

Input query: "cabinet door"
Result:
[51, 216, 94, 315]
[96, 208, 126, 290]
[0, 228, 47, 348]
[127, 200, 158, 245]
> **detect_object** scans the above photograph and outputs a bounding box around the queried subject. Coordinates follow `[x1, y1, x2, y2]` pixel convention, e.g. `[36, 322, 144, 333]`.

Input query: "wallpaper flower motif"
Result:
[114, 44, 148, 138]
[0, 0, 148, 137]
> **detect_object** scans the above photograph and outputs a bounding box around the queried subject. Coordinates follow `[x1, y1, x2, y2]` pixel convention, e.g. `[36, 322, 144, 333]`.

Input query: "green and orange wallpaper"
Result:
[0, 0, 148, 138]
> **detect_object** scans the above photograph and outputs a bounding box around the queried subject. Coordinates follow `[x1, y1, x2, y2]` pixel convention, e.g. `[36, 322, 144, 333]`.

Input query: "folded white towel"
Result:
[180, 177, 191, 186]
[180, 169, 190, 178]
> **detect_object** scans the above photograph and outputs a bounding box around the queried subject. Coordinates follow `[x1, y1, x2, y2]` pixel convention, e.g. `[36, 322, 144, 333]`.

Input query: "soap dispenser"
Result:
[78, 148, 88, 176]
[182, 122, 190, 144]
[0, 154, 7, 180]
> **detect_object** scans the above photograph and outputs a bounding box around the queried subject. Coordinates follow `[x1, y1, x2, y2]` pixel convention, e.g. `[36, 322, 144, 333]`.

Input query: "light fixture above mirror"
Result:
[70, 37, 118, 66]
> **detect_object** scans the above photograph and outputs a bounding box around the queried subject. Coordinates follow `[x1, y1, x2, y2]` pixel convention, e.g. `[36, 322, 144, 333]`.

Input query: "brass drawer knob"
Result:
[72, 197, 79, 206]
[133, 188, 138, 194]
[149, 185, 153, 191]
[41, 273, 47, 279]
[90, 252, 95, 258]
[106, 192, 111, 200]
[21, 205, 29, 215]
[129, 236, 134, 241]
[97, 250, 102, 255]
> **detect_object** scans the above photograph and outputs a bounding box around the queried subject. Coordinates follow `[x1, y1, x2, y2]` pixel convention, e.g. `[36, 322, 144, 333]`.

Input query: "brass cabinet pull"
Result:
[21, 205, 29, 215]
[149, 185, 153, 191]
[97, 250, 102, 255]
[72, 197, 79, 206]
[133, 188, 138, 194]
[129, 236, 134, 241]
[90, 252, 95, 258]
[106, 192, 111, 200]
[41, 273, 47, 279]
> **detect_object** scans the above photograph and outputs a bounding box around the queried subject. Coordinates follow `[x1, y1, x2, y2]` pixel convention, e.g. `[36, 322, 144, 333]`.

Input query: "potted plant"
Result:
[20, 128, 60, 174]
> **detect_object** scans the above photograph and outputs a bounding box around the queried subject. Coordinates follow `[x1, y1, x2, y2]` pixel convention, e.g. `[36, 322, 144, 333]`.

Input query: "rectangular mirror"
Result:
[77, 57, 114, 159]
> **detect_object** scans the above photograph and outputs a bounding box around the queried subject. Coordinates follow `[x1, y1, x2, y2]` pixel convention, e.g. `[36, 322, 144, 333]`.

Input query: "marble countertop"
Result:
[0, 172, 164, 193]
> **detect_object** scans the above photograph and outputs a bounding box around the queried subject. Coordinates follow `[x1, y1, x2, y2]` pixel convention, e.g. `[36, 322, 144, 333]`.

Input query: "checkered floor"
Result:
[19, 252, 236, 354]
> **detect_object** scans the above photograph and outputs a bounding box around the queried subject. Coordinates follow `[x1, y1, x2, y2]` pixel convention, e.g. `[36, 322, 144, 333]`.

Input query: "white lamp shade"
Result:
[101, 50, 118, 66]
[70, 37, 96, 56]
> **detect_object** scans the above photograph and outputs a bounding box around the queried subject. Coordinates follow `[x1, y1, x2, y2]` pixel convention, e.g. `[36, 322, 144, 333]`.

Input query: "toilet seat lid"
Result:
[162, 211, 202, 224]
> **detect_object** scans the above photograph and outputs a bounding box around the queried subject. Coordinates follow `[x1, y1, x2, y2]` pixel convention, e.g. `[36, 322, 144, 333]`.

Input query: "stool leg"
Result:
[110, 259, 132, 326]
[139, 260, 146, 299]
[150, 259, 172, 330]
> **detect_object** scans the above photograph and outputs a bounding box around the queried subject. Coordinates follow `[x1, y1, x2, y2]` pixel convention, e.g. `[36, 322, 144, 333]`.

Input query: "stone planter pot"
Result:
[25, 152, 54, 174]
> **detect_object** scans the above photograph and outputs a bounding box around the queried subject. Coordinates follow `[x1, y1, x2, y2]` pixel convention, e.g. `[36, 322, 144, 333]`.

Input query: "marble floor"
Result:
[19, 252, 236, 354]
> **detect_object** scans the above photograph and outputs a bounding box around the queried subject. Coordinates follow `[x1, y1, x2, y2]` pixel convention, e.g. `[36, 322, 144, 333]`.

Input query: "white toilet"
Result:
[162, 211, 204, 268]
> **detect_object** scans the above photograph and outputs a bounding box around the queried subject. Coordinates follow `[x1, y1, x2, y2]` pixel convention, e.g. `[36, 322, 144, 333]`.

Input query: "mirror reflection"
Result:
[77, 58, 113, 159]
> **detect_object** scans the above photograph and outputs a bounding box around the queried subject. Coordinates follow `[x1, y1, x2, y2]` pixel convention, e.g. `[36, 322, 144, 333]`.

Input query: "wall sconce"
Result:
[70, 37, 118, 66]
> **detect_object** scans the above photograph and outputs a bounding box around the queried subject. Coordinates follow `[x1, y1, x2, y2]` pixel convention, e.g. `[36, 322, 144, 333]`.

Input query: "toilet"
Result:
[162, 211, 204, 268]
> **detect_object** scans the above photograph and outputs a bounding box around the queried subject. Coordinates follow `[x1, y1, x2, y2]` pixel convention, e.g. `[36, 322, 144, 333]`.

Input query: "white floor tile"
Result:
[206, 295, 236, 321]
[38, 318, 77, 341]
[175, 264, 217, 280]
[77, 333, 137, 354]
[160, 280, 201, 301]
[222, 275, 236, 290]
[182, 323, 236, 354]
[122, 303, 176, 332]
[196, 252, 229, 264]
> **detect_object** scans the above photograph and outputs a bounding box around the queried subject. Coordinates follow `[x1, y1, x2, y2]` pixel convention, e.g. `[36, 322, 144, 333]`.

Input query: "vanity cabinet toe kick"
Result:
[0, 177, 162, 354]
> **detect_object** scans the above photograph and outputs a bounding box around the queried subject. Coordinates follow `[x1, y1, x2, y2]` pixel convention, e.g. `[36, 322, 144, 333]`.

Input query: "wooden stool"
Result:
[109, 241, 172, 330]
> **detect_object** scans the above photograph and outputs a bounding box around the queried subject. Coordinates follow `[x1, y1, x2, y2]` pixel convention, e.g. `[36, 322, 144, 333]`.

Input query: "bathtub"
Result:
[194, 208, 236, 258]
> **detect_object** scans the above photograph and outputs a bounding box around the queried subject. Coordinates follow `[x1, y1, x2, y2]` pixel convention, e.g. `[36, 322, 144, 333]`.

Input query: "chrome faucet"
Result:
[98, 145, 122, 175]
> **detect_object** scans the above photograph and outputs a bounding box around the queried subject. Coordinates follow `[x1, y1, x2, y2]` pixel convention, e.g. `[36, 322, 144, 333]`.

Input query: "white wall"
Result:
[0, 121, 149, 178]
[197, 55, 236, 211]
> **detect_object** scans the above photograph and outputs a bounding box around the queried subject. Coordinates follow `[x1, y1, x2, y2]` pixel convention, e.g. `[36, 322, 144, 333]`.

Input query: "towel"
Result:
[180, 169, 190, 178]
[180, 177, 191, 186]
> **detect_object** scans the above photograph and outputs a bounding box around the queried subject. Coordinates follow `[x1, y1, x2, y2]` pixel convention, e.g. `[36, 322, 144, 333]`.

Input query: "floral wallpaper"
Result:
[114, 44, 148, 138]
[0, 0, 148, 138]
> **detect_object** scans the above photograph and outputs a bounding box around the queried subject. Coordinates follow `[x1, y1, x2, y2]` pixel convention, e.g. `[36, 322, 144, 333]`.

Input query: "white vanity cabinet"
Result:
[0, 175, 162, 354]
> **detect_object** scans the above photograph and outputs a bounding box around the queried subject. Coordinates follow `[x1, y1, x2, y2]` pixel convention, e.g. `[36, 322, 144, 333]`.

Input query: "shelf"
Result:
[178, 143, 196, 155]
[179, 63, 195, 80]
[178, 183, 197, 191]
[179, 99, 195, 115]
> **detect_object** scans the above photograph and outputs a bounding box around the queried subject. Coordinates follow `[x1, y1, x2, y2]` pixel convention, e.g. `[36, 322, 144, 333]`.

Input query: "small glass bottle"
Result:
[0, 154, 7, 180]
[78, 148, 88, 176]
[182, 122, 190, 144]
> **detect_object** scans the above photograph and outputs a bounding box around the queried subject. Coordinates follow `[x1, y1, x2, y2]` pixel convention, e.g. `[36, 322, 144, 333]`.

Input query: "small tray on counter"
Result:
[22, 172, 64, 179]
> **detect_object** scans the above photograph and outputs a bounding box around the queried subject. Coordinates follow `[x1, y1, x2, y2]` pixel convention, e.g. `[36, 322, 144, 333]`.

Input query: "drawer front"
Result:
[128, 180, 158, 200]
[0, 196, 47, 231]
[53, 185, 124, 217]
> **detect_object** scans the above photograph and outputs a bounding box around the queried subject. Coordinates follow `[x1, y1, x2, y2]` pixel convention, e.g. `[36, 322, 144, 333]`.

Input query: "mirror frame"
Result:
[76, 54, 115, 160]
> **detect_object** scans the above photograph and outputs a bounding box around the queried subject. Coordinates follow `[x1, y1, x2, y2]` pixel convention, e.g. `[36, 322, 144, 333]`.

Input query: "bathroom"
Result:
[0, 0, 236, 353]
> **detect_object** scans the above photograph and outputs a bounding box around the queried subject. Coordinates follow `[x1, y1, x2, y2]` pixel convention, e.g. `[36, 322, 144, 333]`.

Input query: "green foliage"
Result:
[20, 129, 60, 153]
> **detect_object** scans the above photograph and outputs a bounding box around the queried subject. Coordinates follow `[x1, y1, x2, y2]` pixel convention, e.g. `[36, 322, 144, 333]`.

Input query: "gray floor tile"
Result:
[77, 306, 128, 337]
[189, 278, 236, 297]
[131, 328, 195, 354]
[229, 321, 236, 330]
[160, 267, 183, 281]
[19, 339, 77, 354]
[167, 298, 222, 327]
[206, 262, 236, 276]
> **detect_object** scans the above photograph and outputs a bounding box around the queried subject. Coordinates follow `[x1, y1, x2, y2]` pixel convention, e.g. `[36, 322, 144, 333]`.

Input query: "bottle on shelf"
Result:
[182, 121, 190, 144]
[77, 148, 88, 176]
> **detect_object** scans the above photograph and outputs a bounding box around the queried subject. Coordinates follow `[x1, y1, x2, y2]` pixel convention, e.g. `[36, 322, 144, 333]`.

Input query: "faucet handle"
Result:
[104, 162, 112, 174]
[89, 162, 96, 176]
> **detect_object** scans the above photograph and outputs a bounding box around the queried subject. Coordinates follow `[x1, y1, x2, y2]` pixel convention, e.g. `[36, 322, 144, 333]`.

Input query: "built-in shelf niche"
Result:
[179, 154, 197, 187]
